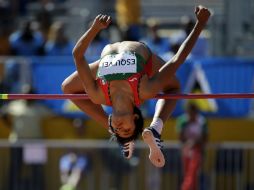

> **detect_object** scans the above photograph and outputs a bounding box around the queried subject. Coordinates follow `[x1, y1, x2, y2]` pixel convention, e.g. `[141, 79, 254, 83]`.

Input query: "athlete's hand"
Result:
[195, 5, 211, 24]
[91, 14, 111, 31]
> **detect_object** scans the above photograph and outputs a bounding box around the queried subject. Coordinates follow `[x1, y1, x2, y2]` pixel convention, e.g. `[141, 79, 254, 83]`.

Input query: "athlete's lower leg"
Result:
[143, 77, 180, 167]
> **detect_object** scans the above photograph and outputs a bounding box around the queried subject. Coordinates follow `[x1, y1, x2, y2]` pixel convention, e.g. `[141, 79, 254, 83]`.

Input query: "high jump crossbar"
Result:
[1, 93, 254, 100]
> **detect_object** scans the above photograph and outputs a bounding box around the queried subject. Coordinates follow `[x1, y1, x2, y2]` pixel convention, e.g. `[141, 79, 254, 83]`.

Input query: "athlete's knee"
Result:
[61, 78, 72, 94]
[62, 77, 87, 94]
[164, 76, 181, 92]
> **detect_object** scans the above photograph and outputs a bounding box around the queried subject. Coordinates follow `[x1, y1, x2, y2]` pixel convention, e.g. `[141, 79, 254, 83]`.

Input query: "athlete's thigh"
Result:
[141, 59, 179, 99]
[162, 74, 180, 92]
[151, 53, 179, 88]
[62, 60, 99, 93]
[151, 53, 166, 76]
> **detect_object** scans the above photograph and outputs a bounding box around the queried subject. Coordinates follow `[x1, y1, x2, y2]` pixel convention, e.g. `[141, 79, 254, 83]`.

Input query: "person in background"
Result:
[44, 21, 73, 56]
[85, 30, 110, 62]
[59, 151, 88, 190]
[0, 22, 11, 94]
[9, 20, 45, 56]
[160, 43, 181, 63]
[0, 23, 12, 55]
[170, 16, 209, 58]
[176, 103, 208, 190]
[35, 5, 53, 41]
[115, 0, 141, 41]
[141, 20, 171, 56]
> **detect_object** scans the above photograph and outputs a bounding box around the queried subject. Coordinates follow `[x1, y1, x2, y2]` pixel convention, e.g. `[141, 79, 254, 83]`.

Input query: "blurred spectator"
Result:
[85, 32, 109, 62]
[175, 103, 208, 190]
[161, 43, 181, 62]
[0, 23, 12, 55]
[1, 19, 31, 93]
[44, 21, 73, 56]
[170, 17, 209, 58]
[0, 41, 10, 95]
[35, 5, 53, 40]
[0, 1, 14, 56]
[5, 84, 53, 190]
[59, 151, 88, 190]
[235, 22, 254, 57]
[9, 19, 45, 56]
[141, 20, 171, 56]
[115, 0, 141, 41]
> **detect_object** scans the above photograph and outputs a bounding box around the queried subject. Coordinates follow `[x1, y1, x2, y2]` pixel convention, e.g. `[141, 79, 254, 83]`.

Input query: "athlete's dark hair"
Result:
[108, 106, 144, 144]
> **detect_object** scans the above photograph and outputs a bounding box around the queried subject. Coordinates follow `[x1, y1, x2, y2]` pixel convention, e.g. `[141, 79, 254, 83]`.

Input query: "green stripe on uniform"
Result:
[0, 94, 8, 99]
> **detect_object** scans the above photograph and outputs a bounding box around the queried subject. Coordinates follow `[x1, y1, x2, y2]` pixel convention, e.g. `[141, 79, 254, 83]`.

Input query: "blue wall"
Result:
[31, 56, 254, 118]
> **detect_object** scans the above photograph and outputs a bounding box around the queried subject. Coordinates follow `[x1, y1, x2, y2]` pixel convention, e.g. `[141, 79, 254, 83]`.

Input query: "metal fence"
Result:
[0, 140, 254, 190]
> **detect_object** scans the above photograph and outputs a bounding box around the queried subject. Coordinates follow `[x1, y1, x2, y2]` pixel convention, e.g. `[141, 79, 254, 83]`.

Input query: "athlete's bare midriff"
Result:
[101, 41, 151, 61]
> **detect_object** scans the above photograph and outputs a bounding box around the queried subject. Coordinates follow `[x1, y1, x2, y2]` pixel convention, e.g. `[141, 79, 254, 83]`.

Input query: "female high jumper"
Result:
[62, 5, 211, 167]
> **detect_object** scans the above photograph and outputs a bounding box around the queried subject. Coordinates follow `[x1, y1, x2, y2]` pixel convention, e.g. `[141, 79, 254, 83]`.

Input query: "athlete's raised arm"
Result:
[72, 14, 111, 101]
[173, 6, 210, 64]
[145, 6, 210, 97]
[157, 6, 210, 82]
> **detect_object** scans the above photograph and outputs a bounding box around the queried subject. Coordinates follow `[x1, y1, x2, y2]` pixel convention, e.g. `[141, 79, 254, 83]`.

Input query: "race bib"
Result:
[98, 52, 137, 76]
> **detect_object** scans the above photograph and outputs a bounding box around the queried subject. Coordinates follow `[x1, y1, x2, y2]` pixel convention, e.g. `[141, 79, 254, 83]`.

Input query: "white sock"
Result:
[150, 117, 163, 134]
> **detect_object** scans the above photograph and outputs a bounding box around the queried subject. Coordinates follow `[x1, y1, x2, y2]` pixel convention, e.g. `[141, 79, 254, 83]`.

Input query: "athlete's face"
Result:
[111, 113, 137, 138]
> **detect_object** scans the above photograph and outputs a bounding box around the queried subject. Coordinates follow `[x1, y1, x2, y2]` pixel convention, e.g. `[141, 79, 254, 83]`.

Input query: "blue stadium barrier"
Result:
[199, 57, 254, 117]
[30, 56, 254, 118]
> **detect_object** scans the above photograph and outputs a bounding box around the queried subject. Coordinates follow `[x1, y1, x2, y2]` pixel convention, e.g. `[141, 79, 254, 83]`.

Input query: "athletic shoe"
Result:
[142, 127, 165, 167]
[119, 140, 134, 159]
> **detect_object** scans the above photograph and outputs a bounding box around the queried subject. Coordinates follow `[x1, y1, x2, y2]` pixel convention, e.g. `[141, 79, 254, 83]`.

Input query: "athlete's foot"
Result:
[142, 128, 165, 167]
